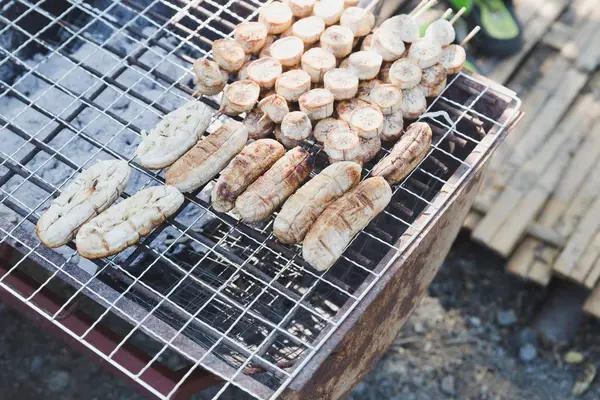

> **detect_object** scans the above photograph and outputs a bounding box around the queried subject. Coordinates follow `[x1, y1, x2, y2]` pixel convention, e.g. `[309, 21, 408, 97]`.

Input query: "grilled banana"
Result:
[244, 107, 275, 139]
[274, 161, 361, 244]
[302, 177, 392, 271]
[166, 121, 248, 192]
[212, 139, 285, 212]
[235, 147, 314, 222]
[372, 122, 432, 184]
[192, 59, 228, 96]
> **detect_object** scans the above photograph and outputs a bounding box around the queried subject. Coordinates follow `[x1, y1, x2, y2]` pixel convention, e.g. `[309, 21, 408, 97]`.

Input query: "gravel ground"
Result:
[2, 234, 600, 399]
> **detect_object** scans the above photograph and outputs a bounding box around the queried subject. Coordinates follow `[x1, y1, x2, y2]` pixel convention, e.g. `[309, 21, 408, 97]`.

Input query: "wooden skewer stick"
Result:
[449, 7, 466, 25]
[441, 8, 453, 20]
[365, 0, 382, 12]
[412, 0, 438, 19]
[460, 26, 481, 46]
[410, 0, 430, 16]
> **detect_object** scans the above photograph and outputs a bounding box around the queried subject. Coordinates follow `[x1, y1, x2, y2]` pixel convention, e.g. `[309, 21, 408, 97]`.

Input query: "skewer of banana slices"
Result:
[441, 26, 480, 74]
[424, 7, 465, 47]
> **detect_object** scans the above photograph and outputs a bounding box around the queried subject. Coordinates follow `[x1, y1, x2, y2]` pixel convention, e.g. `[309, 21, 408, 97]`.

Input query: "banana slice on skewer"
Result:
[441, 44, 466, 75]
[320, 25, 355, 58]
[312, 0, 345, 26]
[369, 83, 403, 115]
[408, 38, 443, 69]
[380, 110, 404, 142]
[234, 22, 269, 54]
[244, 107, 276, 139]
[292, 16, 326, 45]
[313, 117, 349, 144]
[357, 78, 382, 102]
[347, 51, 383, 80]
[420, 63, 447, 97]
[299, 88, 335, 120]
[401, 86, 427, 119]
[389, 58, 422, 89]
[336, 98, 370, 122]
[357, 135, 382, 163]
[192, 59, 228, 96]
[371, 26, 406, 62]
[284, 0, 317, 17]
[425, 7, 465, 46]
[276, 69, 312, 101]
[275, 125, 303, 148]
[258, 94, 290, 123]
[220, 80, 260, 115]
[259, 1, 294, 34]
[379, 14, 419, 44]
[281, 111, 312, 140]
[247, 57, 283, 89]
[340, 7, 375, 37]
[213, 39, 247, 72]
[324, 68, 359, 100]
[349, 103, 384, 138]
[270, 36, 305, 68]
[325, 128, 361, 163]
[301, 47, 337, 83]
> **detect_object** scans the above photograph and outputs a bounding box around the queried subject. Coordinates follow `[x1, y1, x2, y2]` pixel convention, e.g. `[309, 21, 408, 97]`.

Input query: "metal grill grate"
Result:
[0, 0, 521, 398]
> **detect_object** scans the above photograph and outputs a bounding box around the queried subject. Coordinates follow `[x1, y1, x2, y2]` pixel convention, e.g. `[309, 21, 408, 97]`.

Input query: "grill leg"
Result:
[0, 244, 221, 399]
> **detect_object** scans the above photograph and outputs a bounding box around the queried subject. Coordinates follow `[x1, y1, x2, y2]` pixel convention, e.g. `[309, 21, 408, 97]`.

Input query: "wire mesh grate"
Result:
[0, 0, 521, 398]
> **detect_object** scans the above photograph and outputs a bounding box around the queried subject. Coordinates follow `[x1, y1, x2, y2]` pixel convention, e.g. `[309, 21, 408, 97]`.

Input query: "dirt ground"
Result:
[1, 234, 600, 399]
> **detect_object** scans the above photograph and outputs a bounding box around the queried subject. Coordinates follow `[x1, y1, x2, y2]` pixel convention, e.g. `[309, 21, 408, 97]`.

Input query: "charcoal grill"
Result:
[0, 0, 522, 398]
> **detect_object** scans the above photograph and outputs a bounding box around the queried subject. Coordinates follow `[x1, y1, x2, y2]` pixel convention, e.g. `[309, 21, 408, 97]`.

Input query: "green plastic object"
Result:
[449, 0, 520, 40]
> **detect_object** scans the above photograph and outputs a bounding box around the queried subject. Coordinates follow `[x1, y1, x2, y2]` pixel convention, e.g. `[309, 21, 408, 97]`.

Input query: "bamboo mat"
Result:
[464, 0, 600, 318]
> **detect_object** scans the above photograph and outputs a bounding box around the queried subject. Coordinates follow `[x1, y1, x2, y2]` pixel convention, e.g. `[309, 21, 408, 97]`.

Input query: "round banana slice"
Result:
[336, 98, 370, 122]
[320, 25, 354, 58]
[371, 27, 405, 62]
[361, 33, 374, 51]
[284, 0, 317, 17]
[425, 19, 456, 47]
[220, 80, 260, 115]
[356, 79, 382, 102]
[312, 0, 345, 26]
[380, 109, 404, 142]
[299, 88, 335, 120]
[357, 135, 381, 164]
[192, 58, 228, 96]
[369, 83, 403, 115]
[379, 61, 393, 83]
[325, 128, 360, 162]
[276, 69, 312, 101]
[259, 35, 276, 58]
[281, 111, 312, 140]
[270, 36, 305, 68]
[401, 86, 427, 119]
[324, 68, 359, 100]
[340, 7, 375, 37]
[212, 39, 246, 72]
[244, 107, 276, 139]
[247, 57, 283, 89]
[408, 38, 443, 69]
[421, 77, 447, 97]
[313, 117, 349, 144]
[379, 14, 419, 43]
[347, 50, 383, 80]
[275, 125, 303, 149]
[234, 22, 268, 54]
[258, 94, 289, 123]
[420, 63, 447, 96]
[441, 44, 466, 75]
[301, 47, 337, 83]
[389, 58, 422, 89]
[292, 16, 325, 45]
[259, 1, 294, 34]
[349, 104, 384, 138]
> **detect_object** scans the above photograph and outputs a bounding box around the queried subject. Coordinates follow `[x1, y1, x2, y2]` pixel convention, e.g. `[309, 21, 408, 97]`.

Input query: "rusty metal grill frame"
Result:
[0, 0, 521, 398]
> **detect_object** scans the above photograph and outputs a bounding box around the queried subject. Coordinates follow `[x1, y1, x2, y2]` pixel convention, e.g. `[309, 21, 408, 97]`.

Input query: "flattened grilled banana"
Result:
[212, 139, 285, 212]
[372, 122, 432, 184]
[302, 177, 392, 271]
[76, 186, 183, 259]
[235, 147, 313, 222]
[37, 160, 131, 248]
[166, 121, 248, 192]
[137, 101, 213, 169]
[274, 161, 361, 243]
